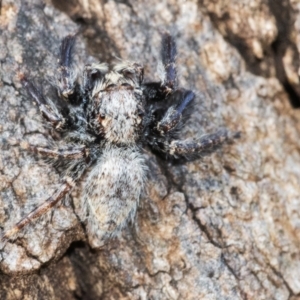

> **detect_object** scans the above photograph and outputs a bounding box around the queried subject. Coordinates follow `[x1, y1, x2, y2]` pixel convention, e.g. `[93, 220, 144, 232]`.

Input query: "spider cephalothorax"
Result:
[87, 62, 145, 144]
[1, 33, 238, 247]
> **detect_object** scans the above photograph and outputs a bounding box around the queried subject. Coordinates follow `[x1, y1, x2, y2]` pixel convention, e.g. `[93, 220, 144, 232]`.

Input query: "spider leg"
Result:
[19, 141, 90, 162]
[164, 129, 240, 159]
[56, 34, 82, 104]
[23, 79, 67, 130]
[161, 32, 177, 90]
[143, 32, 179, 103]
[155, 89, 195, 135]
[1, 178, 74, 242]
[145, 88, 194, 151]
[1, 152, 92, 243]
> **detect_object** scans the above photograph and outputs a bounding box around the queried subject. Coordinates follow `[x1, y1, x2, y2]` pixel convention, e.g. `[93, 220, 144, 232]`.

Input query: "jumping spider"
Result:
[2, 33, 238, 248]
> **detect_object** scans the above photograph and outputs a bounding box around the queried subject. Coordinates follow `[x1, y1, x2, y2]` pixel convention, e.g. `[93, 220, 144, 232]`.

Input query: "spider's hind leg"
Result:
[1, 155, 91, 243]
[1, 178, 74, 242]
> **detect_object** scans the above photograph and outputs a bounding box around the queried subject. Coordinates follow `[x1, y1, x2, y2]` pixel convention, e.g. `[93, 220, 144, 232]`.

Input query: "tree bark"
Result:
[1, 0, 300, 299]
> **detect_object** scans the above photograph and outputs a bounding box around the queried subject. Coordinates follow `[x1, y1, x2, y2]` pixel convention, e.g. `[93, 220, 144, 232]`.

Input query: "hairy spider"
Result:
[2, 33, 238, 248]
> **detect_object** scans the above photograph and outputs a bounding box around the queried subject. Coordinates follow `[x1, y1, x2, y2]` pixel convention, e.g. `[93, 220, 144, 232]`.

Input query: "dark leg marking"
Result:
[143, 33, 180, 103]
[143, 33, 178, 102]
[167, 129, 238, 159]
[60, 34, 76, 69]
[161, 32, 177, 89]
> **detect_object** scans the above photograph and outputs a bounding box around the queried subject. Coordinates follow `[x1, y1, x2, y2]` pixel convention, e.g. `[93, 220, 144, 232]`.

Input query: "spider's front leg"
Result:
[147, 88, 194, 151]
[161, 31, 177, 90]
[143, 32, 178, 101]
[56, 34, 82, 104]
[155, 88, 194, 135]
[23, 79, 67, 131]
[22, 36, 85, 132]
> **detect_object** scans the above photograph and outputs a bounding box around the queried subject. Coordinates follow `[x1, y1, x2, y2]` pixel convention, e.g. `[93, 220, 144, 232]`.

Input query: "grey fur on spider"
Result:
[2, 32, 239, 248]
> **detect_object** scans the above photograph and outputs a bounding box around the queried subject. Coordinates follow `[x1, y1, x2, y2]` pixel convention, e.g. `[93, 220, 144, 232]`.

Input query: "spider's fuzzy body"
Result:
[83, 146, 146, 246]
[2, 33, 237, 247]
[79, 63, 147, 247]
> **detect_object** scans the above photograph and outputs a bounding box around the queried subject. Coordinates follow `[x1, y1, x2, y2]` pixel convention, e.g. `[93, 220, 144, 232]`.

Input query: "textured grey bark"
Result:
[1, 0, 300, 299]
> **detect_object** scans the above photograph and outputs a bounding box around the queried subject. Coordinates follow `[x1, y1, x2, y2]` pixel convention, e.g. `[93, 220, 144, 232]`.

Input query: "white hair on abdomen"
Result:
[81, 146, 146, 248]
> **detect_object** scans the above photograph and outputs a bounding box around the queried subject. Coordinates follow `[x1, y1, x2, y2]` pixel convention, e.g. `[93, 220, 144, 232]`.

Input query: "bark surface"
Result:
[1, 0, 300, 299]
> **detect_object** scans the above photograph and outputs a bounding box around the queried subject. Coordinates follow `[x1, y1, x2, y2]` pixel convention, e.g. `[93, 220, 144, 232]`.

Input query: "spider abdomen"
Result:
[82, 146, 146, 247]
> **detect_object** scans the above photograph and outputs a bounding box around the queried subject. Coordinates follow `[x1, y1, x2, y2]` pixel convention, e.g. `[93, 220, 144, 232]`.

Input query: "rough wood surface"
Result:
[1, 0, 300, 299]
